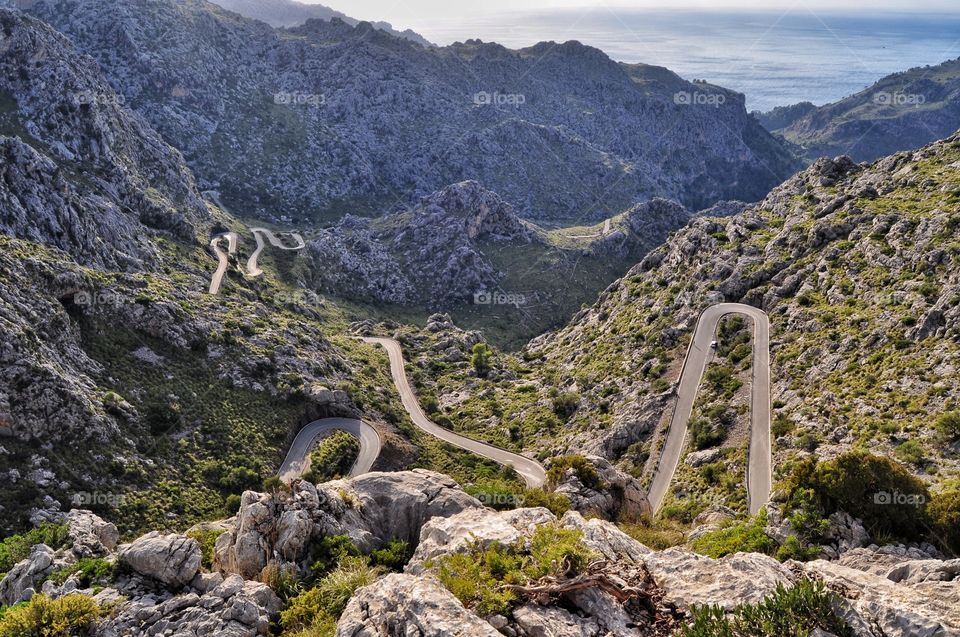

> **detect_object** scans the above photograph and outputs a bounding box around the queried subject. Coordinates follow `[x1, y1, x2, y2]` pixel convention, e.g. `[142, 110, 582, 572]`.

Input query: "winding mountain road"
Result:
[647, 303, 772, 516]
[362, 336, 547, 488]
[208, 232, 238, 295]
[278, 417, 381, 483]
[247, 227, 305, 277]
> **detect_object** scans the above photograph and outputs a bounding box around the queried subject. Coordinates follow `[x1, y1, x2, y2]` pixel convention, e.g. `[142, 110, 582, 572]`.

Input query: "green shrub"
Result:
[546, 455, 602, 490]
[551, 392, 580, 420]
[45, 558, 116, 588]
[691, 510, 776, 558]
[689, 418, 726, 450]
[928, 489, 960, 554]
[470, 343, 494, 378]
[432, 524, 596, 616]
[303, 432, 360, 483]
[620, 516, 686, 551]
[775, 535, 821, 561]
[369, 539, 412, 572]
[0, 523, 69, 575]
[782, 452, 931, 541]
[520, 488, 571, 517]
[679, 579, 852, 637]
[309, 535, 360, 577]
[187, 528, 226, 570]
[704, 365, 743, 398]
[465, 480, 525, 512]
[894, 439, 925, 466]
[935, 411, 960, 441]
[261, 561, 302, 601]
[281, 557, 384, 633]
[0, 594, 101, 637]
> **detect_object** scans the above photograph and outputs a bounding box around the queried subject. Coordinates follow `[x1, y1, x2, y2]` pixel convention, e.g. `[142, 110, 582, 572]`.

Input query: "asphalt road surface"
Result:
[647, 303, 772, 516]
[278, 417, 381, 482]
[208, 232, 238, 295]
[361, 336, 547, 488]
[247, 227, 306, 277]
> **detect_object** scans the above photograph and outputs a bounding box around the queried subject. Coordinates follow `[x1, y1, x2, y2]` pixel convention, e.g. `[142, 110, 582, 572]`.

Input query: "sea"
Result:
[415, 8, 960, 112]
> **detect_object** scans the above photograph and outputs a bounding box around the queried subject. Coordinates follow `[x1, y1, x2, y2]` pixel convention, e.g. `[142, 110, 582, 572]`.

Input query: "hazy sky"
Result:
[308, 0, 959, 32]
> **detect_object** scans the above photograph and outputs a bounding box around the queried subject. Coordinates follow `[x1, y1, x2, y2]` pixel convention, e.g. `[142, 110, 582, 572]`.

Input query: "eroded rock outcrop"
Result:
[214, 470, 481, 579]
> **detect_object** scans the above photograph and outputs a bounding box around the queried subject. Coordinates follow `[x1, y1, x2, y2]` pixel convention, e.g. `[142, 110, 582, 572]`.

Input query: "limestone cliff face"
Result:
[0, 9, 210, 270]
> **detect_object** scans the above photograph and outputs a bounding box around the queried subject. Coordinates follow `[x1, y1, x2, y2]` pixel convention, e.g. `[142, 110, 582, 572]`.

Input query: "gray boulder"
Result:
[805, 560, 960, 637]
[551, 455, 651, 521]
[214, 470, 482, 579]
[66, 510, 119, 557]
[0, 544, 55, 605]
[119, 532, 202, 588]
[94, 574, 280, 637]
[335, 573, 500, 637]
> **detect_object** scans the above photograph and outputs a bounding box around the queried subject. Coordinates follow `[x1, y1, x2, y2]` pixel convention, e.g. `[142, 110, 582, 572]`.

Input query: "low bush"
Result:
[369, 539, 412, 572]
[520, 488, 571, 518]
[621, 516, 686, 551]
[680, 579, 851, 637]
[935, 411, 960, 442]
[280, 557, 384, 634]
[781, 451, 930, 541]
[928, 489, 960, 555]
[303, 432, 360, 483]
[45, 558, 116, 588]
[308, 535, 360, 578]
[689, 418, 726, 450]
[546, 455, 603, 490]
[432, 523, 595, 616]
[0, 594, 101, 637]
[186, 528, 226, 570]
[691, 510, 776, 558]
[0, 523, 69, 576]
[551, 392, 580, 420]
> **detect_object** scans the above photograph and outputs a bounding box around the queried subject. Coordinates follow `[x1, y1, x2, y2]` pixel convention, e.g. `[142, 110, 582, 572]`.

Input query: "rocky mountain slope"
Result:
[208, 0, 432, 45]
[0, 9, 209, 269]
[403, 131, 960, 524]
[17, 0, 799, 221]
[301, 182, 692, 345]
[0, 8, 472, 536]
[766, 57, 960, 162]
[1, 471, 956, 636]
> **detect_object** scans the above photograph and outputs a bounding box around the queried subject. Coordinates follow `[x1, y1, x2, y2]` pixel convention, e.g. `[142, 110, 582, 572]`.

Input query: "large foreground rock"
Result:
[66, 510, 120, 557]
[805, 560, 960, 637]
[336, 573, 500, 637]
[93, 574, 281, 637]
[214, 470, 481, 579]
[119, 532, 202, 588]
[643, 549, 795, 610]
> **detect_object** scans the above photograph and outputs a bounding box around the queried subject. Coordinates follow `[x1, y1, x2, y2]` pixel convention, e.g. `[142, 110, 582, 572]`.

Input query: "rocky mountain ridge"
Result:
[208, 0, 432, 46]
[16, 0, 799, 221]
[397, 131, 960, 529]
[766, 57, 960, 162]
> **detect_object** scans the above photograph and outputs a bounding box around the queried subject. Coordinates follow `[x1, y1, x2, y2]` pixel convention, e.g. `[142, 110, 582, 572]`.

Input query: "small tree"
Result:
[470, 343, 493, 378]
